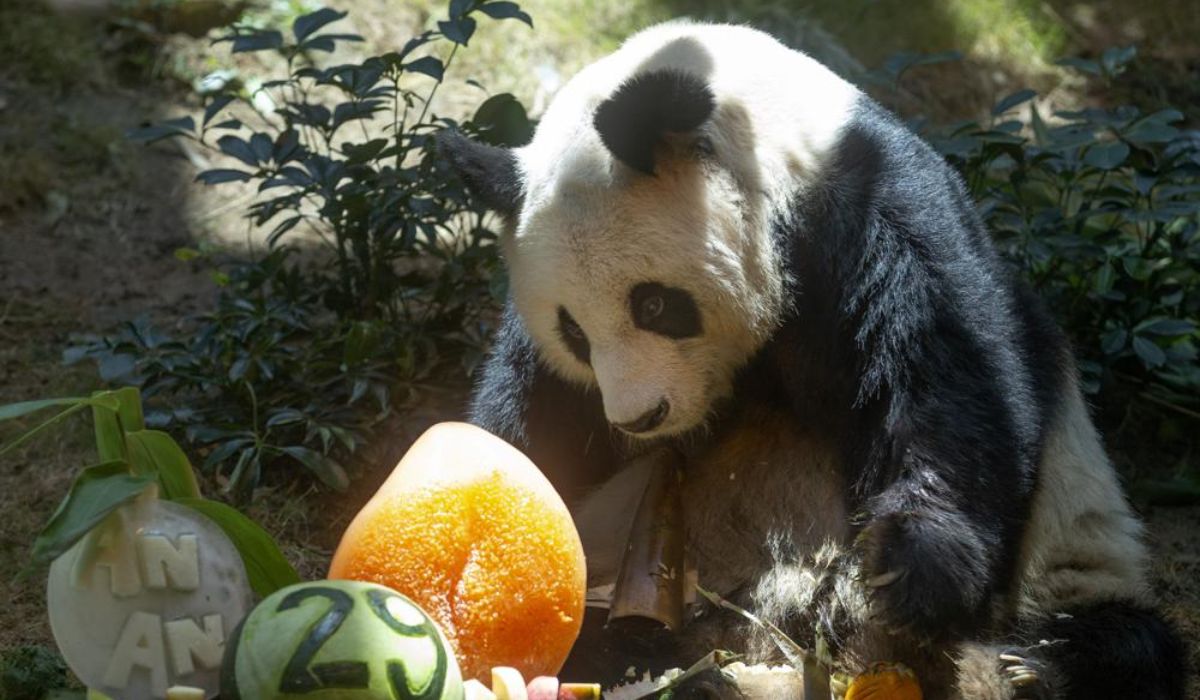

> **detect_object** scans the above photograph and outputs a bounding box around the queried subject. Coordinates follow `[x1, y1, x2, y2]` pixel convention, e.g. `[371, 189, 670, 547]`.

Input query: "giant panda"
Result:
[438, 21, 1186, 700]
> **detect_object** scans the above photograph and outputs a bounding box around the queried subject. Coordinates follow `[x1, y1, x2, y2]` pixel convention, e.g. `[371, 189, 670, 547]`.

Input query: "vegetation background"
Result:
[0, 0, 1197, 696]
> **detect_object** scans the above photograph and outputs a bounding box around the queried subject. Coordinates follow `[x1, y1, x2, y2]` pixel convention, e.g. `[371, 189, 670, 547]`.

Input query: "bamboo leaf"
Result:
[110, 387, 145, 432]
[126, 430, 202, 500]
[0, 403, 92, 457]
[92, 402, 127, 464]
[174, 498, 300, 597]
[0, 397, 89, 422]
[31, 462, 153, 565]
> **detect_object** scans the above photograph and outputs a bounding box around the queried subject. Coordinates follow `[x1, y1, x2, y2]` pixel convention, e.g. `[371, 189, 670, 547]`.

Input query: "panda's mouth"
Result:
[612, 399, 671, 435]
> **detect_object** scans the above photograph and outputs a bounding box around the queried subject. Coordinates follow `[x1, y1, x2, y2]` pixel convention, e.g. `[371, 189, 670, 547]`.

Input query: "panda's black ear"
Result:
[437, 129, 524, 219]
[593, 69, 715, 175]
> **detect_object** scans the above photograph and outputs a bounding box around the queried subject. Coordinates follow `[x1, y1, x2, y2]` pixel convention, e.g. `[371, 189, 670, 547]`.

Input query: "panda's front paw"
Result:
[955, 643, 1054, 700]
[858, 510, 989, 635]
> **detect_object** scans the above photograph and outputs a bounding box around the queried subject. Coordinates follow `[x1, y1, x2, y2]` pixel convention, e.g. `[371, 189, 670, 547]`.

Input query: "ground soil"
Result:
[1, 3, 1198, 697]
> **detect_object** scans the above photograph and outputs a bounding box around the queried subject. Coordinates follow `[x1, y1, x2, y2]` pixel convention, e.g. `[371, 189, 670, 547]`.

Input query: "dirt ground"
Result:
[1, 2, 1198, 697]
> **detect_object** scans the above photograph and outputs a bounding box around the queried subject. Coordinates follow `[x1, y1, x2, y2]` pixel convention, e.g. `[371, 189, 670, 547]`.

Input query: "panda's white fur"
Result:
[1016, 385, 1149, 613]
[447, 20, 1186, 700]
[507, 22, 856, 434]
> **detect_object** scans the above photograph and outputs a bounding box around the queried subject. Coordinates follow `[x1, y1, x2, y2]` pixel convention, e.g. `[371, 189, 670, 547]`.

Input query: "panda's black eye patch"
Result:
[557, 307, 591, 364]
[630, 282, 702, 339]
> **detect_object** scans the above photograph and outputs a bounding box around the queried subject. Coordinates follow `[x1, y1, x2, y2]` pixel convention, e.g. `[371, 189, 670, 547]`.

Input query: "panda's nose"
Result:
[613, 399, 670, 434]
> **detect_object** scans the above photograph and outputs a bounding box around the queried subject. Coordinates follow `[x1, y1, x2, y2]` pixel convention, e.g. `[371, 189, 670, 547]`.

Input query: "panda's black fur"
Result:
[440, 22, 1185, 700]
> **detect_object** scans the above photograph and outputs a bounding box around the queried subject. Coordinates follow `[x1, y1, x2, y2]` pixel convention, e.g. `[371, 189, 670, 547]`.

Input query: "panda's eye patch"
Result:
[557, 306, 591, 364]
[630, 282, 702, 339]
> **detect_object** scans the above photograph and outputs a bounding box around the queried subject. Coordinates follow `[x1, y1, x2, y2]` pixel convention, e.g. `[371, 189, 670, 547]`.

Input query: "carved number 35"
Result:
[276, 586, 450, 699]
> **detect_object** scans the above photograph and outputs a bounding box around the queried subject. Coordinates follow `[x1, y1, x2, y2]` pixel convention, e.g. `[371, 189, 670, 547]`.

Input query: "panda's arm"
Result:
[850, 321, 1043, 637]
[469, 302, 619, 501]
[789, 113, 1057, 639]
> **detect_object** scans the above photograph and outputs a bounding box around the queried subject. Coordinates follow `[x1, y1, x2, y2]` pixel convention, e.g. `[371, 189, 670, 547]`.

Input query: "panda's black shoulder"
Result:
[762, 95, 1071, 447]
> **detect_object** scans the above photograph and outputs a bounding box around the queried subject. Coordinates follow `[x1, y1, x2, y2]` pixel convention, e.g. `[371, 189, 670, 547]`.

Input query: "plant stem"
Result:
[1140, 392, 1200, 422]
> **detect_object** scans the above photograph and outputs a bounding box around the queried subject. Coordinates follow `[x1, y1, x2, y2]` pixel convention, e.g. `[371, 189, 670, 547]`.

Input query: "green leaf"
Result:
[1135, 318, 1196, 337]
[1122, 256, 1153, 281]
[217, 30, 284, 54]
[991, 89, 1036, 117]
[31, 462, 154, 565]
[1101, 328, 1128, 356]
[127, 116, 196, 144]
[1093, 261, 1115, 295]
[1123, 110, 1182, 144]
[126, 430, 202, 500]
[196, 169, 253, 185]
[342, 138, 388, 163]
[203, 94, 236, 128]
[110, 387, 145, 433]
[279, 445, 349, 491]
[472, 93, 533, 146]
[1133, 336, 1167, 368]
[404, 56, 445, 81]
[1083, 141, 1129, 170]
[1056, 57, 1101, 76]
[0, 397, 88, 422]
[216, 135, 259, 166]
[478, 1, 533, 26]
[438, 17, 476, 45]
[1100, 45, 1136, 76]
[293, 8, 347, 42]
[174, 498, 300, 597]
[879, 50, 962, 84]
[266, 216, 303, 246]
[343, 320, 381, 366]
[1029, 102, 1049, 146]
[0, 401, 98, 457]
[92, 401, 127, 464]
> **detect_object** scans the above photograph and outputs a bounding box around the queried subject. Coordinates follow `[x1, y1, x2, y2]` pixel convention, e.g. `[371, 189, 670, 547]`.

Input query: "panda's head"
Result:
[441, 23, 859, 439]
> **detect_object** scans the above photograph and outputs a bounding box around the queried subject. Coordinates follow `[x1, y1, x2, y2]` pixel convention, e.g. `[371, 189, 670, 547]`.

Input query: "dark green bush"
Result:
[927, 50, 1199, 414]
[0, 645, 71, 700]
[69, 1, 533, 496]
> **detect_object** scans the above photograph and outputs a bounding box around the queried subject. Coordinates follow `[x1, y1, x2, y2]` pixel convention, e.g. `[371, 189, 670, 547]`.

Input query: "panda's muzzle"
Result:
[613, 398, 671, 434]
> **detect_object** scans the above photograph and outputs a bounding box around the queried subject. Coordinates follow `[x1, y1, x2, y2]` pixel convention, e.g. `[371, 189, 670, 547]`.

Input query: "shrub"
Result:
[0, 645, 71, 700]
[69, 1, 533, 496]
[927, 50, 1200, 416]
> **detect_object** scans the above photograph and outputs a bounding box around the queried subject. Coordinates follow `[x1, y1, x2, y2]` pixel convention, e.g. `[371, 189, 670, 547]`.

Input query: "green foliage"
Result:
[0, 389, 299, 596]
[0, 645, 71, 700]
[69, 2, 533, 495]
[929, 48, 1200, 410]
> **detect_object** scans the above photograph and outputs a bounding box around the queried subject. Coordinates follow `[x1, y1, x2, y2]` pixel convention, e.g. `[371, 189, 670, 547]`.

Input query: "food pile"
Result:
[46, 422, 593, 700]
[45, 420, 919, 699]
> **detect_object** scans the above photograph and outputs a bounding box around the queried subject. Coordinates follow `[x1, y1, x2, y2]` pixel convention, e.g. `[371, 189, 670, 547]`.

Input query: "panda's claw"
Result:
[865, 570, 904, 588]
[997, 651, 1049, 699]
